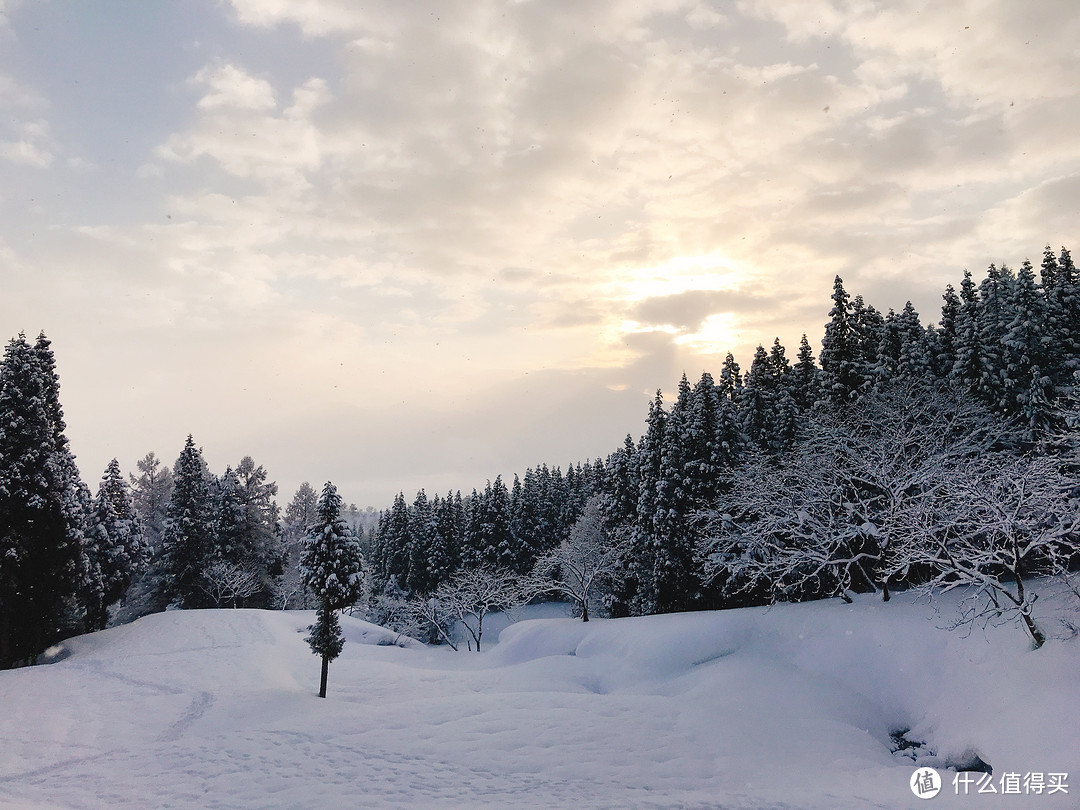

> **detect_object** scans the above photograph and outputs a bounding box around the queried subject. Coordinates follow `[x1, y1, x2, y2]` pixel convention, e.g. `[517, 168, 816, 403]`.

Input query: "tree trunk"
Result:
[1021, 610, 1046, 649]
[581, 600, 590, 622]
[318, 654, 329, 698]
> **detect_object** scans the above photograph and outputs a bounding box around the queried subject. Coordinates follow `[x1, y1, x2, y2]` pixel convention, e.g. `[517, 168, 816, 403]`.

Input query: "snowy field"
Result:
[1, 589, 1078, 810]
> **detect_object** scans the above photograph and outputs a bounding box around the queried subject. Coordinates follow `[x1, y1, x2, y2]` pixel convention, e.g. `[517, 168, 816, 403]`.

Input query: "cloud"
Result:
[0, 138, 52, 167]
[631, 289, 773, 332]
[7, 0, 1079, 504]
[0, 73, 54, 168]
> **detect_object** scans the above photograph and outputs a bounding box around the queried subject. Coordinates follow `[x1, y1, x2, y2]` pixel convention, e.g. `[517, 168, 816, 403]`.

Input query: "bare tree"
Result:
[406, 594, 460, 650]
[423, 566, 532, 652]
[701, 382, 1009, 604]
[890, 453, 1079, 648]
[199, 560, 261, 608]
[530, 496, 626, 621]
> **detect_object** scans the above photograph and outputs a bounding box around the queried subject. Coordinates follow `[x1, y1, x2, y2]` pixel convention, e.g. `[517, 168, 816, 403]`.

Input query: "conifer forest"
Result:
[2, 245, 1080, 668]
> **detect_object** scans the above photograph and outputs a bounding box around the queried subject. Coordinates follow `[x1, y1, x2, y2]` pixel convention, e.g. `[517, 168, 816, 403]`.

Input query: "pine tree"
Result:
[718, 352, 742, 402]
[952, 269, 984, 395]
[938, 284, 962, 375]
[380, 492, 411, 587]
[739, 346, 773, 451]
[820, 276, 862, 407]
[158, 436, 216, 609]
[128, 452, 173, 554]
[1056, 248, 1080, 380]
[975, 263, 1010, 409]
[624, 390, 667, 615]
[895, 301, 930, 381]
[0, 334, 84, 666]
[1003, 259, 1050, 421]
[283, 482, 318, 543]
[406, 489, 440, 594]
[232, 456, 284, 606]
[301, 481, 364, 698]
[83, 459, 146, 629]
[792, 334, 821, 409]
[652, 375, 701, 613]
[474, 476, 516, 570]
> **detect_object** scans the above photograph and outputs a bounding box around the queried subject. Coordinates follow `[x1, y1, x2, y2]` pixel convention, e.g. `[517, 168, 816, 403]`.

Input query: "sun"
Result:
[612, 251, 745, 302]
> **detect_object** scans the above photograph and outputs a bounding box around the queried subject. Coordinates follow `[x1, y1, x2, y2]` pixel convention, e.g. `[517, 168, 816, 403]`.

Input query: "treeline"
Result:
[0, 331, 292, 666]
[371, 246, 1080, 645]
[3, 245, 1077, 664]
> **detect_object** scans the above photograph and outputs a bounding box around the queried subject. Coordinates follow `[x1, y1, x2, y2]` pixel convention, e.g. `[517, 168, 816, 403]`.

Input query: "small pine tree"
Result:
[300, 481, 364, 698]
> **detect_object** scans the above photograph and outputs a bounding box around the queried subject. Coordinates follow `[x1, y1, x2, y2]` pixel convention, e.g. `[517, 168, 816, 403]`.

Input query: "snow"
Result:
[1, 588, 1078, 809]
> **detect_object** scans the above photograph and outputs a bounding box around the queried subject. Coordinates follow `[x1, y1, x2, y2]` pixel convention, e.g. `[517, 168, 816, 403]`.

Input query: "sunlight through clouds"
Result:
[0, 0, 1077, 503]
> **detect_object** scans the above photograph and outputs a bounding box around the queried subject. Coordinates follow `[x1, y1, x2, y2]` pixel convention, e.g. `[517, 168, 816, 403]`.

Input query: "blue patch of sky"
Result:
[5, 1, 343, 218]
[11, 0, 346, 160]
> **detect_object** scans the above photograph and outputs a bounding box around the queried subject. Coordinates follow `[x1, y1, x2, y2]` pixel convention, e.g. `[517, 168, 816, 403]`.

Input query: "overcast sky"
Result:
[1, 0, 1077, 508]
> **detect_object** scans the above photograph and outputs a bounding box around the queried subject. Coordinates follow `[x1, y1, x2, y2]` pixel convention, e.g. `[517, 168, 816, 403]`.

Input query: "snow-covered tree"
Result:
[530, 496, 627, 621]
[702, 381, 1008, 605]
[129, 451, 173, 552]
[301, 481, 364, 697]
[890, 453, 1078, 648]
[427, 565, 531, 652]
[0, 333, 84, 666]
[820, 276, 863, 407]
[158, 436, 216, 609]
[198, 559, 261, 609]
[83, 459, 146, 629]
[224, 457, 284, 607]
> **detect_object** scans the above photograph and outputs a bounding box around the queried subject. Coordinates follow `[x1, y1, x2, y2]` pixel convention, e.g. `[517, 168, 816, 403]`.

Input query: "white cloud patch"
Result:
[0, 137, 51, 167]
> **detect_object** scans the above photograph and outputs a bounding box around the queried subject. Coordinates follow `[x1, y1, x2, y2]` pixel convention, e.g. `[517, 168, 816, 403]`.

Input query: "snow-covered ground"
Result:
[1, 587, 1078, 809]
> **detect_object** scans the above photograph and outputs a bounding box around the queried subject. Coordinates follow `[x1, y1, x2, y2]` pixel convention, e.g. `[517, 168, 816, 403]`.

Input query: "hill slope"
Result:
[1, 588, 1078, 809]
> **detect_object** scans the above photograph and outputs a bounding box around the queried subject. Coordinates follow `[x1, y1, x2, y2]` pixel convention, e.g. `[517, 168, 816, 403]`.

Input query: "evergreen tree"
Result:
[602, 435, 638, 528]
[819, 276, 862, 407]
[1054, 248, 1080, 381]
[231, 456, 284, 606]
[283, 482, 319, 543]
[974, 263, 1010, 408]
[158, 436, 216, 609]
[301, 481, 364, 698]
[83, 459, 146, 629]
[1003, 259, 1051, 422]
[895, 301, 930, 381]
[380, 492, 411, 587]
[280, 481, 319, 609]
[952, 269, 985, 396]
[739, 346, 773, 451]
[652, 375, 701, 613]
[621, 390, 667, 615]
[792, 334, 821, 410]
[938, 284, 962, 375]
[406, 489, 440, 594]
[0, 334, 84, 666]
[474, 477, 517, 571]
[718, 352, 742, 402]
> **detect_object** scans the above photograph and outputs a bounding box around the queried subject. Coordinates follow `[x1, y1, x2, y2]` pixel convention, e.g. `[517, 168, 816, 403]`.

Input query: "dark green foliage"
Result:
[158, 436, 216, 609]
[301, 482, 363, 698]
[306, 602, 345, 661]
[301, 482, 364, 611]
[84, 459, 146, 630]
[0, 334, 84, 666]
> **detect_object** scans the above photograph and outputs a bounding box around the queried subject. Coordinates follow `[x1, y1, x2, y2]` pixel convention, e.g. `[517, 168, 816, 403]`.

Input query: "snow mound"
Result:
[1, 591, 1077, 809]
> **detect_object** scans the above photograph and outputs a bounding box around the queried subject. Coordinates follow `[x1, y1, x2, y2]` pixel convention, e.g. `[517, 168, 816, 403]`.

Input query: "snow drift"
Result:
[1, 587, 1078, 809]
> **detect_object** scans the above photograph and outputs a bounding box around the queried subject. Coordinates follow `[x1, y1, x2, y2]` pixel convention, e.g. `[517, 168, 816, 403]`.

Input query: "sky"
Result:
[1, 0, 1078, 509]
